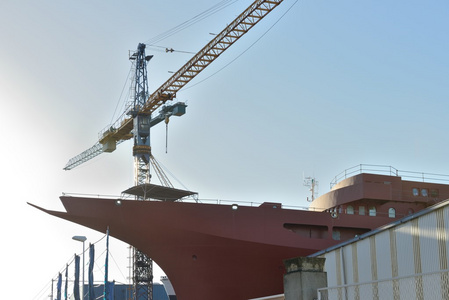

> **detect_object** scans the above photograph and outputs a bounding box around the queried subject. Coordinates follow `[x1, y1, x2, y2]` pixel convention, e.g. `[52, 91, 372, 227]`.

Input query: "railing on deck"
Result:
[61, 192, 314, 211]
[330, 164, 449, 189]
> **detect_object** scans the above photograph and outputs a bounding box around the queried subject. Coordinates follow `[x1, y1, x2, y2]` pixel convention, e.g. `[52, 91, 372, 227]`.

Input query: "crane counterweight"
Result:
[102, 139, 117, 153]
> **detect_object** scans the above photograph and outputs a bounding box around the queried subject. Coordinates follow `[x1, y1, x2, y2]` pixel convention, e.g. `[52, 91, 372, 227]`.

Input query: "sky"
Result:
[1, 0, 448, 299]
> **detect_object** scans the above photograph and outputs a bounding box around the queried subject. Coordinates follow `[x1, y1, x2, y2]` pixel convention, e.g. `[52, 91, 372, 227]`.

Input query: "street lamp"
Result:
[73, 235, 87, 300]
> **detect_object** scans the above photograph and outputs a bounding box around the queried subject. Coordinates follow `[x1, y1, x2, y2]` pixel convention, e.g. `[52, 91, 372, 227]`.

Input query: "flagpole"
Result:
[104, 227, 109, 300]
[72, 236, 87, 300]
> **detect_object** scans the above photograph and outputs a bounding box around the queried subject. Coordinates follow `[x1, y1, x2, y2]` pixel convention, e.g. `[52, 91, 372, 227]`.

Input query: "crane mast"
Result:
[129, 43, 154, 300]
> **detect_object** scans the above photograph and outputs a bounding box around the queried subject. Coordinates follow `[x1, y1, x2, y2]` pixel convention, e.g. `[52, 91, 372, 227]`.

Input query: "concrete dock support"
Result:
[283, 257, 327, 300]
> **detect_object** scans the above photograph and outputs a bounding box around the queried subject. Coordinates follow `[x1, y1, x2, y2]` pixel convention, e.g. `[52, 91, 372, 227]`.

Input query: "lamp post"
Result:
[73, 235, 87, 300]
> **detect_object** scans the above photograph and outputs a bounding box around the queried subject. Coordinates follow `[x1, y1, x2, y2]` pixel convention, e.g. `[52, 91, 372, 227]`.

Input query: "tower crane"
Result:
[63, 0, 284, 299]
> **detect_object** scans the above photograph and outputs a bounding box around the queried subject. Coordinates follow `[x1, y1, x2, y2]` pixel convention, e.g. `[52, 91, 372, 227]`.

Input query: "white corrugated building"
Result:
[311, 199, 449, 300]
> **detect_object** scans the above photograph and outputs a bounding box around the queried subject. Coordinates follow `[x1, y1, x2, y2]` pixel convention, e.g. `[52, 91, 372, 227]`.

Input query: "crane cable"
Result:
[108, 0, 299, 154]
[165, 116, 169, 153]
[146, 0, 300, 156]
[182, 0, 300, 92]
[108, 0, 240, 128]
[146, 44, 196, 55]
[109, 67, 133, 128]
[32, 233, 110, 300]
[145, 0, 240, 46]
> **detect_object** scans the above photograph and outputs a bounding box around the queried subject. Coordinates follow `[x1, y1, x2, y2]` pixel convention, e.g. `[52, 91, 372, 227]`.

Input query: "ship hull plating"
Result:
[31, 196, 393, 300]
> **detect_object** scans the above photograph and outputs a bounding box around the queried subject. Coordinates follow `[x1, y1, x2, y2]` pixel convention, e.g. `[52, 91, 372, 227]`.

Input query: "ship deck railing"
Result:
[61, 191, 439, 218]
[330, 164, 449, 189]
[61, 192, 316, 211]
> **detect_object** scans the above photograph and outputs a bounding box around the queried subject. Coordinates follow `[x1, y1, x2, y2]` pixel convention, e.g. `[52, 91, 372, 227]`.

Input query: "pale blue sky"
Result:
[1, 0, 448, 298]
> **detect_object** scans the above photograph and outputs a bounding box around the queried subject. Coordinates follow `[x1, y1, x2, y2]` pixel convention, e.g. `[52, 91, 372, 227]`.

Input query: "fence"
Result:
[318, 269, 449, 300]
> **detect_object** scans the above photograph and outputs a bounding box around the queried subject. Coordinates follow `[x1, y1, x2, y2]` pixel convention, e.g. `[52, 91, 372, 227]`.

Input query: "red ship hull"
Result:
[31, 196, 394, 300]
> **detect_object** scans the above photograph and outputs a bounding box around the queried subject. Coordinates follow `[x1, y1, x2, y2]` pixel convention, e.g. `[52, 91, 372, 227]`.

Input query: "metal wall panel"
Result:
[374, 230, 392, 279]
[342, 246, 353, 286]
[418, 213, 439, 273]
[356, 238, 372, 283]
[395, 222, 415, 277]
[442, 207, 449, 269]
[325, 251, 338, 287]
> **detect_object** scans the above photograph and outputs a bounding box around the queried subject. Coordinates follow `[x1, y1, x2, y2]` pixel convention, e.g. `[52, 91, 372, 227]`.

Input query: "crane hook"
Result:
[165, 116, 170, 153]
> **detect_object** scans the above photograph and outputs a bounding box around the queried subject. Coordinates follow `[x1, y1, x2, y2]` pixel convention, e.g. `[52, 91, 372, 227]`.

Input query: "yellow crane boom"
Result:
[64, 0, 283, 170]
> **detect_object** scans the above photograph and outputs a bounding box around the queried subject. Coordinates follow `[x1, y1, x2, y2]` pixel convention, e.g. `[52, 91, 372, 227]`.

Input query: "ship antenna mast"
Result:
[303, 176, 318, 202]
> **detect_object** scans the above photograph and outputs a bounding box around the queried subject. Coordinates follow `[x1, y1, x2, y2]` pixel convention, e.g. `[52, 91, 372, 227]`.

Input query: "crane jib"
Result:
[63, 0, 284, 170]
[143, 0, 284, 114]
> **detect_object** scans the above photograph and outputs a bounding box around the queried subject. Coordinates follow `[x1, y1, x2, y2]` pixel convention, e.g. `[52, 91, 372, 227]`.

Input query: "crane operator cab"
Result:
[136, 114, 150, 138]
[133, 114, 151, 163]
